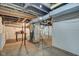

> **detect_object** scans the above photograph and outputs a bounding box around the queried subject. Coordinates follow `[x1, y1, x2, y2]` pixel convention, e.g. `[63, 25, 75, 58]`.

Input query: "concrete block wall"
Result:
[0, 16, 5, 49]
[53, 18, 79, 55]
[34, 23, 52, 42]
[5, 26, 30, 40]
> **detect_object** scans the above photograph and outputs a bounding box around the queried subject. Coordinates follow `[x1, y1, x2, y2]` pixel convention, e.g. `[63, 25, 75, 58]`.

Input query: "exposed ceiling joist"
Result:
[0, 3, 39, 17]
[0, 6, 36, 19]
[31, 4, 49, 13]
[22, 18, 27, 22]
[50, 3, 63, 9]
[16, 18, 22, 22]
[24, 4, 30, 8]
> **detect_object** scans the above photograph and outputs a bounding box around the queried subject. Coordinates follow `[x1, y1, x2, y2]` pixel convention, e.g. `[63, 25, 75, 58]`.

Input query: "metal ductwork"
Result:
[0, 3, 52, 18]
[30, 3, 79, 23]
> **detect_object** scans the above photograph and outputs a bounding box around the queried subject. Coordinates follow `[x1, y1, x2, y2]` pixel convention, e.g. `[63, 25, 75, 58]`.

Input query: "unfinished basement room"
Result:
[0, 3, 79, 56]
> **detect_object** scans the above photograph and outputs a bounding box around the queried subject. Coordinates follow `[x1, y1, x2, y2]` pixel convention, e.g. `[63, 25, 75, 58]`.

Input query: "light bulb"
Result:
[40, 5, 42, 8]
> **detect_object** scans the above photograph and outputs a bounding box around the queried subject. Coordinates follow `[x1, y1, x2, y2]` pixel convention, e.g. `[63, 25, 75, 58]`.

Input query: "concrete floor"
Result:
[0, 40, 74, 56]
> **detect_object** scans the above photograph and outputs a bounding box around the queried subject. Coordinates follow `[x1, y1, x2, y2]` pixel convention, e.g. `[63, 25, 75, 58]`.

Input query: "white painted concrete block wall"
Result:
[34, 24, 52, 42]
[53, 18, 79, 55]
[0, 16, 5, 49]
[5, 26, 30, 40]
[5, 26, 22, 40]
[34, 24, 40, 41]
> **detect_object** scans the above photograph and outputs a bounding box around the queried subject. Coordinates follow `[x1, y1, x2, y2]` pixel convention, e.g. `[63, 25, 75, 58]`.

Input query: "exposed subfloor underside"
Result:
[0, 40, 74, 56]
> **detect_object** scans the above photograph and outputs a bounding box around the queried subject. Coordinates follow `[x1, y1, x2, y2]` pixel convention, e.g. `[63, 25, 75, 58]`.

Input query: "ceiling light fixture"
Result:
[39, 17, 42, 20]
[40, 5, 42, 8]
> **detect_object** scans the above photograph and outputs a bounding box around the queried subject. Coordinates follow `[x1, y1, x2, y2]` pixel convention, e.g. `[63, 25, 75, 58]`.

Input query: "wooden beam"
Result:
[17, 18, 22, 22]
[22, 18, 27, 22]
[0, 6, 36, 19]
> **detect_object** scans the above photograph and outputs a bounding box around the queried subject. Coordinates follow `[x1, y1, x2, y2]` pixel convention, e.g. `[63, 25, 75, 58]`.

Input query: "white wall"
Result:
[34, 24, 40, 41]
[0, 16, 5, 49]
[53, 18, 79, 55]
[34, 23, 52, 42]
[5, 26, 30, 40]
[5, 26, 22, 40]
